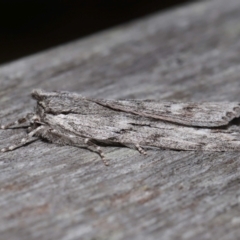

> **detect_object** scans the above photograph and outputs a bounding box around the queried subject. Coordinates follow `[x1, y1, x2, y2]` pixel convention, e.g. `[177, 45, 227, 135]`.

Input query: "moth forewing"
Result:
[1, 89, 240, 166]
[89, 99, 240, 127]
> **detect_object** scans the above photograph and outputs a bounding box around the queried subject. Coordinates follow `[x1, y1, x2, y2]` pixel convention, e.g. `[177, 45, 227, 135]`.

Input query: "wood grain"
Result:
[1, 0, 240, 239]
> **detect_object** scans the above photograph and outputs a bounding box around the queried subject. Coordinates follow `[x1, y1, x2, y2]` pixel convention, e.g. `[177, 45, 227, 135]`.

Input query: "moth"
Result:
[1, 89, 240, 165]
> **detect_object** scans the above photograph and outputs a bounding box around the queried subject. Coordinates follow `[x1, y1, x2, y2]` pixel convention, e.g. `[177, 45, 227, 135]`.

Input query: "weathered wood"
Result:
[1, 0, 240, 239]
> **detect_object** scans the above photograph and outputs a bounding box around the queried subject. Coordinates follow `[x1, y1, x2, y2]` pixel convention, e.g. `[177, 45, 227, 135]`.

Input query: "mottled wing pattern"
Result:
[41, 104, 240, 152]
[91, 99, 240, 127]
[32, 89, 118, 116]
[2, 89, 240, 162]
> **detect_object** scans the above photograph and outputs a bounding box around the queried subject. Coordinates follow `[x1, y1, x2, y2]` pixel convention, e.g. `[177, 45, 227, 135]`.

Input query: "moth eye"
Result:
[222, 116, 227, 121]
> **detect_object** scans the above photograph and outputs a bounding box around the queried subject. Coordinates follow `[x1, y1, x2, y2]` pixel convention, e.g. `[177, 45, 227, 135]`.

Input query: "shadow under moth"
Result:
[1, 89, 240, 165]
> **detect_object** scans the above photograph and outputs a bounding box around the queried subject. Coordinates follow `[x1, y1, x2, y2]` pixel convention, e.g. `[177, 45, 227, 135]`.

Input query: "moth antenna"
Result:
[1, 113, 34, 129]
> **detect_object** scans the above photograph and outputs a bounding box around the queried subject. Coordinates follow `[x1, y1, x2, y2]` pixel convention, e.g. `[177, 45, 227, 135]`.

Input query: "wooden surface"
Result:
[1, 0, 240, 239]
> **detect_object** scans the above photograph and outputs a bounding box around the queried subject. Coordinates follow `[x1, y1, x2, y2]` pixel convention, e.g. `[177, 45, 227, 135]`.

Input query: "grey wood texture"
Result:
[1, 0, 240, 239]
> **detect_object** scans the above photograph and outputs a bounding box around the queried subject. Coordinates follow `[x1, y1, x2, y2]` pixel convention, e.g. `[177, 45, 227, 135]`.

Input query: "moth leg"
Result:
[1, 113, 34, 129]
[84, 138, 109, 166]
[135, 143, 147, 155]
[1, 137, 38, 152]
[41, 130, 109, 166]
[0, 126, 44, 152]
[123, 143, 147, 155]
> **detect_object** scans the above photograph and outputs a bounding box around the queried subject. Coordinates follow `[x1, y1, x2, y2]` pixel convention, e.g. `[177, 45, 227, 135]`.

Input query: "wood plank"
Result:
[1, 0, 240, 239]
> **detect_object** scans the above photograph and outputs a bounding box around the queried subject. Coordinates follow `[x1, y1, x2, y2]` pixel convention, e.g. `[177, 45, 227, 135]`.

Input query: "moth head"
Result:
[31, 89, 46, 101]
[32, 88, 60, 100]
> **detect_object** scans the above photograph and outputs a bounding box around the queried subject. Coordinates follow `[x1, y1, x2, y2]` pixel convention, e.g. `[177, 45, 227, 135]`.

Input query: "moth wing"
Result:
[91, 99, 240, 127]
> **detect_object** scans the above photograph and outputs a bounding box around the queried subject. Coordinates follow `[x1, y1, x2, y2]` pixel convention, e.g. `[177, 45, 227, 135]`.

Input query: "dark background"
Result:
[0, 0, 198, 65]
